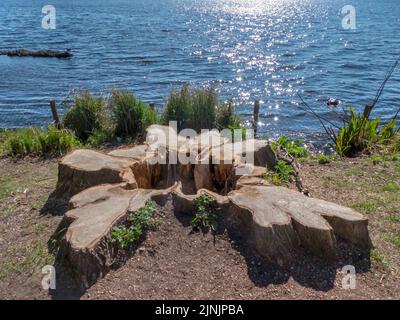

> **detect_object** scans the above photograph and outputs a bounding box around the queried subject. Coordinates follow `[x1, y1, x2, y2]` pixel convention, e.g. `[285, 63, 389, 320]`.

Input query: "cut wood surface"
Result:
[228, 185, 370, 263]
[55, 149, 137, 198]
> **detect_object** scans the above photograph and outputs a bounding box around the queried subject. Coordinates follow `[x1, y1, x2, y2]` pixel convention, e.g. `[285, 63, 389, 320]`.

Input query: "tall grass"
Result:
[1, 87, 243, 156]
[162, 84, 193, 131]
[63, 91, 108, 141]
[215, 100, 241, 130]
[2, 127, 80, 157]
[162, 85, 241, 132]
[189, 87, 218, 132]
[108, 90, 157, 139]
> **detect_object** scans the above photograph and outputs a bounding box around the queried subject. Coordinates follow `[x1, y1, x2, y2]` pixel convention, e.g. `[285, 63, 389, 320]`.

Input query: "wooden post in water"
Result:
[50, 99, 61, 129]
[253, 100, 260, 137]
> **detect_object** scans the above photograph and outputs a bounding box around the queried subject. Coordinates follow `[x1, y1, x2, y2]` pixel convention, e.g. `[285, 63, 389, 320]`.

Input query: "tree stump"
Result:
[53, 125, 371, 288]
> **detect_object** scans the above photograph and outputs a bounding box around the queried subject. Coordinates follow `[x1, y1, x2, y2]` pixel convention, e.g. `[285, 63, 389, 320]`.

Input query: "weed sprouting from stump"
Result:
[111, 200, 160, 249]
[191, 194, 219, 234]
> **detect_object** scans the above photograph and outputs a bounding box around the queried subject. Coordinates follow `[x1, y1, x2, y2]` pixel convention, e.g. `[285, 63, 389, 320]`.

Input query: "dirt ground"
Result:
[0, 154, 399, 300]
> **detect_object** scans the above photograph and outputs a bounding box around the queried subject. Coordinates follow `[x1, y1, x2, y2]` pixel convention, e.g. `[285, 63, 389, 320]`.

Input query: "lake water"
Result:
[0, 0, 399, 143]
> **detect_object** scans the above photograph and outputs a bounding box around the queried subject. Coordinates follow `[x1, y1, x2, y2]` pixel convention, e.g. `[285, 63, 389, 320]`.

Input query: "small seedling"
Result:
[191, 194, 219, 233]
[370, 247, 387, 270]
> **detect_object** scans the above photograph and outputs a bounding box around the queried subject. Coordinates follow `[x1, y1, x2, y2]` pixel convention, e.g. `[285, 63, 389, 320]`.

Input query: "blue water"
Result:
[0, 0, 399, 143]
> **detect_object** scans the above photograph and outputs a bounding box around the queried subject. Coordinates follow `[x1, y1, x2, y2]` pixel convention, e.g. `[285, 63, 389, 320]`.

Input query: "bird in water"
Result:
[326, 98, 341, 106]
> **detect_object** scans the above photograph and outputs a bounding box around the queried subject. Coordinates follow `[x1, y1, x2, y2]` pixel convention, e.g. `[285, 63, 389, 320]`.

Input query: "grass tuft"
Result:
[315, 153, 333, 164]
[352, 199, 380, 214]
[2, 127, 80, 157]
[382, 180, 400, 192]
[370, 247, 387, 270]
[63, 91, 108, 141]
[162, 84, 240, 132]
[109, 89, 157, 140]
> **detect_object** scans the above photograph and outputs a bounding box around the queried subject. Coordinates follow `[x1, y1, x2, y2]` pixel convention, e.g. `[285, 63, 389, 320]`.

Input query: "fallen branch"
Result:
[276, 146, 310, 197]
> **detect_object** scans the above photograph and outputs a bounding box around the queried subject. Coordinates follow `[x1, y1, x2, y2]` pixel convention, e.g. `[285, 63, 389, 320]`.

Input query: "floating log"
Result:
[0, 49, 72, 59]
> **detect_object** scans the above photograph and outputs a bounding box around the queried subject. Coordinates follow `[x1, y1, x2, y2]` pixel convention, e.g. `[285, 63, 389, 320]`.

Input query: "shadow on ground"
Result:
[45, 200, 371, 299]
[229, 232, 371, 292]
[40, 191, 69, 217]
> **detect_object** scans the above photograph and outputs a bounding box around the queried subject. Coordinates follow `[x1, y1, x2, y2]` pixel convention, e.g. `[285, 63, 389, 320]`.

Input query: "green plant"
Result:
[352, 199, 379, 214]
[3, 127, 79, 157]
[382, 180, 400, 192]
[273, 136, 308, 158]
[109, 90, 157, 139]
[189, 87, 217, 132]
[63, 91, 107, 141]
[274, 160, 294, 184]
[379, 120, 399, 145]
[162, 84, 192, 131]
[111, 225, 141, 249]
[388, 214, 400, 223]
[86, 128, 113, 146]
[335, 106, 399, 157]
[263, 160, 295, 186]
[336, 107, 377, 156]
[191, 194, 219, 232]
[111, 200, 159, 249]
[370, 247, 387, 270]
[7, 128, 35, 155]
[315, 153, 333, 165]
[271, 173, 284, 186]
[37, 127, 80, 156]
[390, 233, 400, 249]
[127, 200, 160, 230]
[394, 139, 400, 153]
[370, 155, 383, 165]
[162, 85, 240, 132]
[215, 101, 241, 130]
